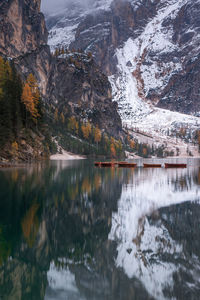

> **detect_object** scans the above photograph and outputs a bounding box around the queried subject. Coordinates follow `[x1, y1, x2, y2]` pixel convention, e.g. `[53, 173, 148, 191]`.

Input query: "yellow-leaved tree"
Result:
[60, 112, 65, 124]
[21, 74, 40, 123]
[81, 121, 91, 140]
[130, 139, 135, 149]
[68, 116, 79, 134]
[142, 147, 147, 157]
[54, 108, 59, 123]
[110, 144, 116, 158]
[94, 126, 101, 147]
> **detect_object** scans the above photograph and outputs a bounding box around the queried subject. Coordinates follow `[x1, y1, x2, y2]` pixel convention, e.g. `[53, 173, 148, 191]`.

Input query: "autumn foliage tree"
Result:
[81, 121, 91, 139]
[68, 116, 79, 134]
[21, 74, 40, 123]
[129, 139, 135, 150]
[142, 147, 147, 157]
[110, 143, 116, 158]
[94, 126, 101, 147]
[54, 108, 59, 123]
[60, 112, 65, 124]
[0, 56, 52, 160]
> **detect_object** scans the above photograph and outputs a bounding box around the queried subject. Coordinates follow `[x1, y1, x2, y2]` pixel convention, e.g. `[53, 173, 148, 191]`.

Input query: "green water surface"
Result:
[0, 158, 200, 300]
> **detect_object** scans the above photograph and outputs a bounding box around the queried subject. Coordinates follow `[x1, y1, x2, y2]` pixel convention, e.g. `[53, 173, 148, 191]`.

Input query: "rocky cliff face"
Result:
[0, 0, 122, 140]
[46, 0, 200, 119]
[71, 0, 162, 75]
[48, 52, 122, 136]
[0, 0, 47, 57]
[157, 0, 200, 114]
[0, 0, 51, 95]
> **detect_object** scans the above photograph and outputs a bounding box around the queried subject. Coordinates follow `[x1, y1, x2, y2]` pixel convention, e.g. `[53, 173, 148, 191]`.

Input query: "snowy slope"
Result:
[43, 0, 113, 51]
[109, 0, 200, 137]
[109, 37, 200, 137]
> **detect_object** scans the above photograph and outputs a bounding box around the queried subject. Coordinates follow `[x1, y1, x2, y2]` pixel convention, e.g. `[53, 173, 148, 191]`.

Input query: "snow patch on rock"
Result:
[45, 0, 113, 51]
[46, 262, 86, 300]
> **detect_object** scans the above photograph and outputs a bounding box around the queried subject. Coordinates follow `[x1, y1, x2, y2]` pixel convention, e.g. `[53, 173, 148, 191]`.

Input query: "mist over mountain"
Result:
[41, 0, 67, 14]
[41, 0, 99, 15]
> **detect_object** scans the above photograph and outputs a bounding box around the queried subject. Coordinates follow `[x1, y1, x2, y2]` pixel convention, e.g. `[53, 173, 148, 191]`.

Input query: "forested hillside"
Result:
[0, 57, 55, 161]
[0, 55, 125, 161]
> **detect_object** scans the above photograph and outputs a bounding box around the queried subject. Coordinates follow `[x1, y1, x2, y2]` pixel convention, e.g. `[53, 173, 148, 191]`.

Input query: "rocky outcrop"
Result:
[158, 55, 200, 115]
[0, 0, 51, 95]
[156, 0, 200, 115]
[48, 52, 122, 137]
[0, 0, 47, 57]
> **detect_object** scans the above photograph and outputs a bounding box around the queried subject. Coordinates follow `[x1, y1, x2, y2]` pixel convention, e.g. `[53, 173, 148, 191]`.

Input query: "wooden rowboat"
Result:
[117, 161, 127, 167]
[165, 163, 187, 168]
[94, 162, 114, 167]
[94, 162, 101, 166]
[118, 162, 137, 168]
[94, 161, 137, 168]
[143, 163, 162, 168]
[101, 162, 115, 167]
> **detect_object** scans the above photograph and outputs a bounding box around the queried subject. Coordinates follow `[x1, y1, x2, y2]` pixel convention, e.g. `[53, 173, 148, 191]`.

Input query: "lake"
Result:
[0, 158, 200, 300]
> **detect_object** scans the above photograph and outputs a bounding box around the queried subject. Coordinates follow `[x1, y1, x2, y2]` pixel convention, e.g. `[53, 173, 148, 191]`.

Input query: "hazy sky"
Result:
[41, 0, 93, 14]
[41, 0, 68, 14]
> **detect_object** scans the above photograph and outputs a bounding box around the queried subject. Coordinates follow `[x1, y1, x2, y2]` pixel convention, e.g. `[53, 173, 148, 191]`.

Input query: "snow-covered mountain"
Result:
[43, 0, 200, 148]
[43, 0, 113, 51]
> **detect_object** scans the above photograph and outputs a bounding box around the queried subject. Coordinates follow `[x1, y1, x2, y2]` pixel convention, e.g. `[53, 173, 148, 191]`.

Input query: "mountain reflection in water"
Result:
[0, 159, 200, 300]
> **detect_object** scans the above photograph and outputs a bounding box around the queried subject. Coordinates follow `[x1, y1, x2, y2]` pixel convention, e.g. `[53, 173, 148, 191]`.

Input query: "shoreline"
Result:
[0, 154, 199, 168]
[50, 150, 86, 161]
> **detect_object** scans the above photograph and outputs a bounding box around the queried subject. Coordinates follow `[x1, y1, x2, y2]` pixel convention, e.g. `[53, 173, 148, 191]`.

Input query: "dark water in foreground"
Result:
[0, 158, 200, 300]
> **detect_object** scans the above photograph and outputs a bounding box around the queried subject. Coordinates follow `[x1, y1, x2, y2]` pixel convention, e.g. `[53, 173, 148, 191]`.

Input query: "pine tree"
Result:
[0, 57, 46, 158]
[0, 57, 13, 144]
[9, 62, 23, 137]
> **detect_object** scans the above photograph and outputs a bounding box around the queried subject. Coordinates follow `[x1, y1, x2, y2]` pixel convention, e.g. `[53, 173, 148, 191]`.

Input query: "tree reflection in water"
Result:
[0, 159, 199, 300]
